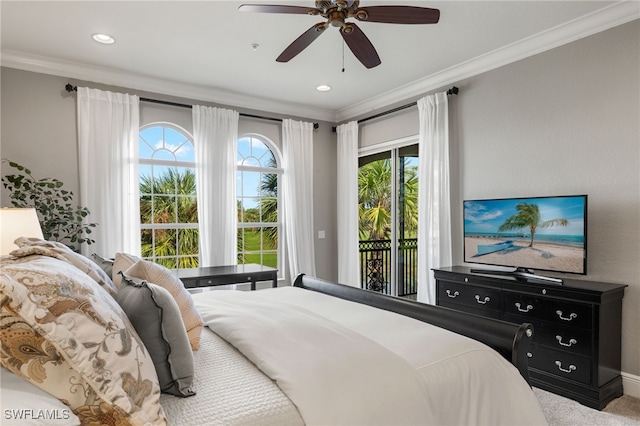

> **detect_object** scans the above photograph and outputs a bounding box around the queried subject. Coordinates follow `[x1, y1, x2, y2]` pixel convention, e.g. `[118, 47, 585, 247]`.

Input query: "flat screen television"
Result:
[463, 195, 587, 283]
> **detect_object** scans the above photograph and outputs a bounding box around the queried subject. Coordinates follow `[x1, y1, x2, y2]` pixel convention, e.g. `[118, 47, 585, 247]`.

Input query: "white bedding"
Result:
[192, 287, 548, 426]
[159, 327, 303, 425]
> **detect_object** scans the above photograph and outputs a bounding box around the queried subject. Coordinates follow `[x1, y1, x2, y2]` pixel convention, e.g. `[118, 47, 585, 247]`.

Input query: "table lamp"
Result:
[0, 208, 44, 255]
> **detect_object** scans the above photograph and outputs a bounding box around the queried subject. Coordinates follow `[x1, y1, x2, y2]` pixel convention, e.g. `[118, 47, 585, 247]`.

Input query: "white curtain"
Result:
[417, 92, 452, 304]
[193, 105, 239, 267]
[77, 87, 140, 257]
[282, 119, 316, 280]
[336, 121, 360, 287]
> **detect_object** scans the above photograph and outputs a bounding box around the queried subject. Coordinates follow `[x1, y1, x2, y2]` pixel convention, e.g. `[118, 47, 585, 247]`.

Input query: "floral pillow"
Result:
[0, 254, 167, 425]
[12, 237, 117, 298]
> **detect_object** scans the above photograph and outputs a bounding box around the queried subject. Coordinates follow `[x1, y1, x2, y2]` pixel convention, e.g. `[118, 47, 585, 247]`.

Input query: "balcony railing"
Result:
[359, 238, 417, 297]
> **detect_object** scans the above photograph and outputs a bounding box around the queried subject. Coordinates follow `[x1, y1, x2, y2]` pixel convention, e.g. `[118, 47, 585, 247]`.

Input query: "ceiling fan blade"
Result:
[340, 23, 381, 69]
[276, 23, 328, 63]
[354, 6, 440, 24]
[239, 4, 319, 15]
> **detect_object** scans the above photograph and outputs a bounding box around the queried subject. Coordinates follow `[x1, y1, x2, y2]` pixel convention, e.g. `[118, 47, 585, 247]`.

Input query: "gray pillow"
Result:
[91, 253, 114, 280]
[117, 271, 196, 397]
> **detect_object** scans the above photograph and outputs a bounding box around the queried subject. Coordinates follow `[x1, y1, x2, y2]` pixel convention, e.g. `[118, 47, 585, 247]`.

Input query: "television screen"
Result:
[463, 195, 587, 275]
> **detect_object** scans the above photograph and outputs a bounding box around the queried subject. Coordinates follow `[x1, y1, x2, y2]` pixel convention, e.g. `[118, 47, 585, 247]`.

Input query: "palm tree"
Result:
[358, 158, 418, 240]
[358, 159, 392, 240]
[498, 203, 568, 247]
[399, 161, 418, 238]
[140, 168, 199, 269]
[237, 163, 279, 266]
[258, 160, 278, 248]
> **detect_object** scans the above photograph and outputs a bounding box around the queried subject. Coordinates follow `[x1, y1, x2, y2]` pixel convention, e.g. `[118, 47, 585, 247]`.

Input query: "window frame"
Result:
[138, 121, 198, 269]
[236, 133, 283, 277]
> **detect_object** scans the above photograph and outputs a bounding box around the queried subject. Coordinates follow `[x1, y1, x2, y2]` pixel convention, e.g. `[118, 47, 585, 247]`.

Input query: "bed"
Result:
[1, 239, 548, 425]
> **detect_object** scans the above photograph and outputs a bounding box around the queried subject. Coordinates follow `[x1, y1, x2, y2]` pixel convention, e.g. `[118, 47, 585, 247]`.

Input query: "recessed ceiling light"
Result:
[316, 85, 331, 92]
[92, 33, 115, 44]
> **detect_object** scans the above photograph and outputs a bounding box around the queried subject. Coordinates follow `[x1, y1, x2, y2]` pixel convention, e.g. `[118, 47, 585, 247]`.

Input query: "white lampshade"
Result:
[0, 208, 44, 255]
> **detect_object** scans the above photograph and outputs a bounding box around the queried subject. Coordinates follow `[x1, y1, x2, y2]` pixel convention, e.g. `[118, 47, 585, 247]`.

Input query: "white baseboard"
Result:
[623, 371, 640, 399]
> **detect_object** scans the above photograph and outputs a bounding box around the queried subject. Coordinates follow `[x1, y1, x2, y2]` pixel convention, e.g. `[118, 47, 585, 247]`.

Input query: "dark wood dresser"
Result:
[433, 266, 626, 409]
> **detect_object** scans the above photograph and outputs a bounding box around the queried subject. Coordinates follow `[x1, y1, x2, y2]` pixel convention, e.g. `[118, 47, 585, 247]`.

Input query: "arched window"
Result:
[237, 134, 282, 274]
[139, 123, 198, 269]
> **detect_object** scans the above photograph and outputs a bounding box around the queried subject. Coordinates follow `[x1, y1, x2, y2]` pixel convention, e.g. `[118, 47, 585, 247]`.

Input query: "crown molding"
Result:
[335, 1, 640, 122]
[2, 1, 637, 125]
[0, 50, 337, 123]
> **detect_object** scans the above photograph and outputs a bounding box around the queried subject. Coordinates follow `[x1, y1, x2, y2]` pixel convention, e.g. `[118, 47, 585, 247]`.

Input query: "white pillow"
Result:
[0, 368, 81, 426]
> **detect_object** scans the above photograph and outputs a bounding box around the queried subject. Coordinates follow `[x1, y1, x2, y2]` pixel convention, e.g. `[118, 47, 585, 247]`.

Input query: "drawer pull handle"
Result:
[446, 290, 460, 298]
[555, 361, 577, 373]
[556, 335, 577, 347]
[515, 302, 534, 313]
[556, 310, 578, 321]
[475, 295, 490, 304]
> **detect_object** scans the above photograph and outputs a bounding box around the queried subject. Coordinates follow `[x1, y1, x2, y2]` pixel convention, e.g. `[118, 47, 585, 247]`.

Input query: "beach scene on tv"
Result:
[464, 196, 586, 274]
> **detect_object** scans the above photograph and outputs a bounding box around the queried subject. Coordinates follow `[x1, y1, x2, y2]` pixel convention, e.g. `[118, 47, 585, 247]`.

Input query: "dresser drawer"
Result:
[528, 345, 591, 385]
[505, 314, 591, 357]
[437, 281, 501, 313]
[439, 298, 501, 319]
[503, 292, 592, 329]
[181, 278, 198, 288]
[197, 278, 221, 287]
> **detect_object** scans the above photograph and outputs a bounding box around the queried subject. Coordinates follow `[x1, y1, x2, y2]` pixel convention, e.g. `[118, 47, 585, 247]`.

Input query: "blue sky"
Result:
[464, 196, 586, 236]
[137, 130, 275, 209]
[237, 137, 277, 210]
[139, 126, 194, 179]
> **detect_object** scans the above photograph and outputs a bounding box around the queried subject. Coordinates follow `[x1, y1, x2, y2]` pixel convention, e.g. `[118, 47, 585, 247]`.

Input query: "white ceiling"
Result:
[1, 1, 638, 122]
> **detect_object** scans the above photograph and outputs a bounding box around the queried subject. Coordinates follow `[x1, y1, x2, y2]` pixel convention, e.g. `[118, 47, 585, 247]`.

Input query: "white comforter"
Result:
[159, 328, 303, 425]
[194, 287, 548, 426]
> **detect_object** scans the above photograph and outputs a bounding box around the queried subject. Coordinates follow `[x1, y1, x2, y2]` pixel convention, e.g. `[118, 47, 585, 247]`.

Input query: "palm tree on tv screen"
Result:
[498, 203, 568, 247]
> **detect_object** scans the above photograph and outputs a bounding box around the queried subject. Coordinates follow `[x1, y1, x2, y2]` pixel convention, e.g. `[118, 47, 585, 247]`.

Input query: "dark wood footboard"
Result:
[293, 274, 534, 384]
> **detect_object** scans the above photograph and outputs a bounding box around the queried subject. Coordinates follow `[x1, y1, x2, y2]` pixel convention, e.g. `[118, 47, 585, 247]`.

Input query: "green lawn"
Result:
[240, 229, 277, 268]
[242, 253, 277, 268]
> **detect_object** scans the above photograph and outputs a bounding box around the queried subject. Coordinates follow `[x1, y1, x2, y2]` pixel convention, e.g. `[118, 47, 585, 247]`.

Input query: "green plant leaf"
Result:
[1, 159, 98, 250]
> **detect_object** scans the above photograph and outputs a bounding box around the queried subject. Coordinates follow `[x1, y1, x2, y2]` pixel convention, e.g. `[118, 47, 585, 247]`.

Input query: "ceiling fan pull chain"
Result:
[342, 40, 346, 72]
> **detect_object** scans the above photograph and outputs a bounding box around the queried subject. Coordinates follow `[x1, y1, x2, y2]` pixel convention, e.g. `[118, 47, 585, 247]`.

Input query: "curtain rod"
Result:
[65, 84, 319, 129]
[356, 86, 459, 125]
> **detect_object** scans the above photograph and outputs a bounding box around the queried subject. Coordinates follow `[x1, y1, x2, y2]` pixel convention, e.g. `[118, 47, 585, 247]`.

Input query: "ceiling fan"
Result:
[239, 1, 440, 69]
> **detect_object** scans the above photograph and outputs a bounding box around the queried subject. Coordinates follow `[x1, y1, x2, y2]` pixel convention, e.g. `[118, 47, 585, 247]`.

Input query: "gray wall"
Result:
[358, 20, 639, 378]
[0, 68, 338, 283]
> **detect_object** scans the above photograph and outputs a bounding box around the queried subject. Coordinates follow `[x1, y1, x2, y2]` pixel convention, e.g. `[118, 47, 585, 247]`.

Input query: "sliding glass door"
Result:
[358, 143, 418, 297]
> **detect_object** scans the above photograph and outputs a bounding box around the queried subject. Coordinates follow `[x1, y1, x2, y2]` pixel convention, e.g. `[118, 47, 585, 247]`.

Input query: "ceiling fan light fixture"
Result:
[316, 84, 331, 92]
[92, 33, 115, 44]
[240, 1, 439, 69]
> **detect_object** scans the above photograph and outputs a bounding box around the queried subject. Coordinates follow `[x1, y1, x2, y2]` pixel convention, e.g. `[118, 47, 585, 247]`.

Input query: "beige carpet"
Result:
[534, 388, 640, 425]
